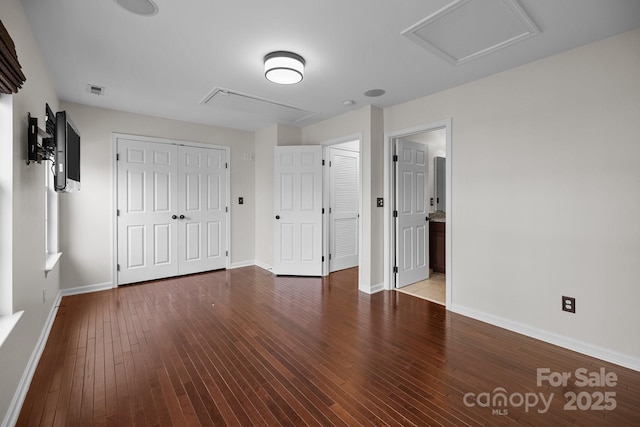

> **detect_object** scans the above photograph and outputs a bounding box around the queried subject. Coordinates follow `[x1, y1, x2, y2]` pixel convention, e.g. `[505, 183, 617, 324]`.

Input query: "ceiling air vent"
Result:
[88, 84, 105, 96]
[200, 88, 318, 125]
[402, 0, 540, 66]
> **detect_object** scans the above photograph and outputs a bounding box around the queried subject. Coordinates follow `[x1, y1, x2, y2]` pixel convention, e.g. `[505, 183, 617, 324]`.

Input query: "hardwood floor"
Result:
[17, 267, 640, 426]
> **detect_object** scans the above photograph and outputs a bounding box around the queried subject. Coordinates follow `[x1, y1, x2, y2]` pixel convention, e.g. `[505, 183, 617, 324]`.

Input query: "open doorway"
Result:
[393, 130, 446, 304]
[384, 120, 451, 308]
[321, 137, 361, 277]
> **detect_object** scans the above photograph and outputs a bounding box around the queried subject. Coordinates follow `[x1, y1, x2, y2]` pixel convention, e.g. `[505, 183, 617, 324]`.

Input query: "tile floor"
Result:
[395, 272, 445, 305]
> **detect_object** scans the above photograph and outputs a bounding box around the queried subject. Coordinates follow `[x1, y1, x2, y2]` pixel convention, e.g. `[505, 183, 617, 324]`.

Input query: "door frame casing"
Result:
[383, 120, 452, 308]
[111, 133, 231, 287]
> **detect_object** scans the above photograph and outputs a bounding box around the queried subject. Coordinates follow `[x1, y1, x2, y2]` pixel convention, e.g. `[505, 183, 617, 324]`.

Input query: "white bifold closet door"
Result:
[117, 137, 227, 285]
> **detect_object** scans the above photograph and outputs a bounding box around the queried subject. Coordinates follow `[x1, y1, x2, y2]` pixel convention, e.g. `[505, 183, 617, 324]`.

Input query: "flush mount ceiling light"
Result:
[115, 0, 159, 16]
[264, 51, 305, 85]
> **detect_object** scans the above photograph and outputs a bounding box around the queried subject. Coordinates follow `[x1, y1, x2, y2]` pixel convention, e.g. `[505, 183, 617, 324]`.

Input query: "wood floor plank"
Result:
[102, 320, 118, 419]
[154, 366, 190, 426]
[93, 326, 107, 425]
[16, 266, 640, 426]
[50, 332, 79, 427]
[17, 312, 65, 426]
[113, 359, 132, 425]
[80, 335, 96, 426]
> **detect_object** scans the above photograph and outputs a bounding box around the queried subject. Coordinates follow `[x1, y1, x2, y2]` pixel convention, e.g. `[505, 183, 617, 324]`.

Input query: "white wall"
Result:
[384, 29, 640, 365]
[254, 125, 278, 268]
[58, 103, 255, 289]
[277, 123, 303, 147]
[0, 0, 62, 423]
[255, 108, 385, 292]
[302, 105, 384, 292]
[254, 123, 302, 269]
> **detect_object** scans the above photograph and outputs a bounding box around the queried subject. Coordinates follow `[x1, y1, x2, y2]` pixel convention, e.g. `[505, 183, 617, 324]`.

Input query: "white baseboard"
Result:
[60, 282, 114, 297]
[229, 260, 256, 269]
[362, 282, 385, 294]
[254, 260, 273, 272]
[451, 303, 640, 372]
[2, 293, 62, 427]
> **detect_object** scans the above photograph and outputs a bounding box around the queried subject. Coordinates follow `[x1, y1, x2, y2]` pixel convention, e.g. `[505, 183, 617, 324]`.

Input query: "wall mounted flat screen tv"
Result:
[54, 110, 81, 192]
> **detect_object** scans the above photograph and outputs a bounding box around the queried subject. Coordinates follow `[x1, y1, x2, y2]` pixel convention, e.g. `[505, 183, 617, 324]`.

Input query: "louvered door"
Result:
[328, 147, 359, 272]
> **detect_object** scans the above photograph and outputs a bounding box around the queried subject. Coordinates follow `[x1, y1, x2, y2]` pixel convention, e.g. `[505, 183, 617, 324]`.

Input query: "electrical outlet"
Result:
[562, 296, 575, 313]
[376, 198, 384, 208]
[238, 197, 244, 205]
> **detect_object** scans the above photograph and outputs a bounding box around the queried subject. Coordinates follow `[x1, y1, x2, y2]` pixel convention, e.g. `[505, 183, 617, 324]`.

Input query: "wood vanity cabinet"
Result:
[429, 221, 446, 273]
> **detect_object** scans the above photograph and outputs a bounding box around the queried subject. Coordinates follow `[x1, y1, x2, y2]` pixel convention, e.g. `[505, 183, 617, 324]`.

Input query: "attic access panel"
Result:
[200, 88, 318, 125]
[402, 0, 540, 66]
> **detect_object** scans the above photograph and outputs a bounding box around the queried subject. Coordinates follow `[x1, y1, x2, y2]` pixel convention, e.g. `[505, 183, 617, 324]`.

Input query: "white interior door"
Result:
[178, 145, 227, 275]
[329, 147, 359, 272]
[395, 139, 429, 288]
[117, 139, 179, 285]
[274, 145, 323, 276]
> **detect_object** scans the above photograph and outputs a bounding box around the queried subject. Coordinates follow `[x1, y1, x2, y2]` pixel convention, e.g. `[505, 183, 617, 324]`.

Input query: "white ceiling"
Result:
[20, 0, 640, 131]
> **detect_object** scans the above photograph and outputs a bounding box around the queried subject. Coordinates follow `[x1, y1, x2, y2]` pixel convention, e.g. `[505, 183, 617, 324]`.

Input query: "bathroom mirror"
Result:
[435, 156, 445, 211]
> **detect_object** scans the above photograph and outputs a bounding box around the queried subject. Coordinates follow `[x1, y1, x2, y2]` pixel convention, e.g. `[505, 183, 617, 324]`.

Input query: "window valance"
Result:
[0, 19, 26, 94]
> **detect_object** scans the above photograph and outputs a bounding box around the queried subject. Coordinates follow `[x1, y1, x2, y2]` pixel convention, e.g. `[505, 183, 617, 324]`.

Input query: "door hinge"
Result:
[329, 161, 332, 167]
[116, 153, 120, 161]
[226, 206, 228, 212]
[117, 209, 120, 216]
[329, 254, 332, 260]
[393, 154, 398, 162]
[117, 264, 120, 272]
[393, 210, 398, 218]
[329, 207, 332, 214]
[225, 162, 228, 169]
[393, 266, 398, 273]
[322, 159, 325, 166]
[226, 251, 228, 256]
[322, 208, 325, 214]
[322, 256, 325, 262]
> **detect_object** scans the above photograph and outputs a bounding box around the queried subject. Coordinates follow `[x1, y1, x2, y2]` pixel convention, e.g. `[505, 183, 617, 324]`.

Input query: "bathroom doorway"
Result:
[384, 120, 451, 308]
